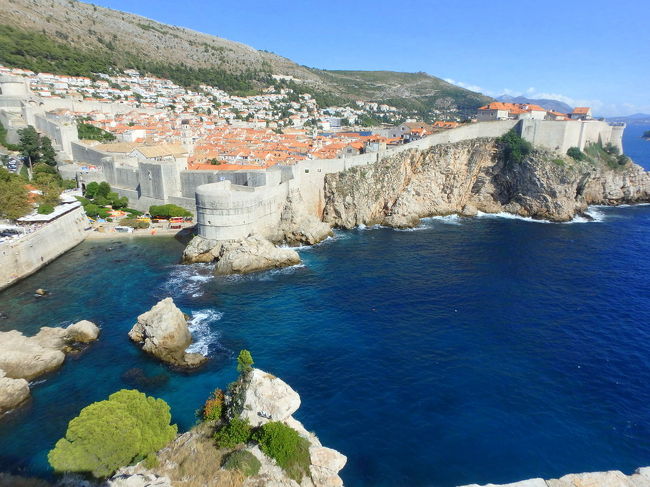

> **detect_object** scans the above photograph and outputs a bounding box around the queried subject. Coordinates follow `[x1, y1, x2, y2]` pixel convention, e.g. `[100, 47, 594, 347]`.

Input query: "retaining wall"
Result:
[0, 206, 88, 291]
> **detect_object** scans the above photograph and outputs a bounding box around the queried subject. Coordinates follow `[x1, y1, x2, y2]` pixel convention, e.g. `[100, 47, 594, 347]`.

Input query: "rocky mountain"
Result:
[496, 95, 573, 114]
[0, 0, 491, 116]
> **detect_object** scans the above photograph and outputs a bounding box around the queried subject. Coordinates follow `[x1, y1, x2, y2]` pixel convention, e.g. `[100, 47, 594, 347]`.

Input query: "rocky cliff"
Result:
[106, 368, 346, 487]
[323, 138, 650, 226]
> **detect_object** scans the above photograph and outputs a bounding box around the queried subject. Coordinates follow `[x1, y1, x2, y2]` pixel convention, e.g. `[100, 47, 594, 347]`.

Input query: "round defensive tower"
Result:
[0, 75, 29, 98]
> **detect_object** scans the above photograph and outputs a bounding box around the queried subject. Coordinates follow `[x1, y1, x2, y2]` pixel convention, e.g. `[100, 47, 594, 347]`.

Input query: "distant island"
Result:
[643, 130, 650, 140]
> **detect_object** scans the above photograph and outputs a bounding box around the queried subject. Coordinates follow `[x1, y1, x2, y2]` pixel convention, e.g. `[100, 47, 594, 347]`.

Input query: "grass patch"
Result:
[222, 450, 261, 477]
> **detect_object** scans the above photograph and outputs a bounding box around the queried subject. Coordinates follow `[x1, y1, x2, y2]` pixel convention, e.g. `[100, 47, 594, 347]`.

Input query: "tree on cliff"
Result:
[237, 350, 254, 375]
[48, 389, 177, 478]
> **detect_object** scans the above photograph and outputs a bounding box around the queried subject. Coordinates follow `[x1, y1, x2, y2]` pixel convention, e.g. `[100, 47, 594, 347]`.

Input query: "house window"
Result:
[305, 169, 310, 174]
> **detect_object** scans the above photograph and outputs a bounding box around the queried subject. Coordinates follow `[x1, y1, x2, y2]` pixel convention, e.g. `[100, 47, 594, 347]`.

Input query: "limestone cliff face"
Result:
[323, 139, 650, 226]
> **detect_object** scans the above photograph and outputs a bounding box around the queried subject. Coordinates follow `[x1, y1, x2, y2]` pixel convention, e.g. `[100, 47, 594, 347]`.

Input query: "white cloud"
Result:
[444, 78, 649, 116]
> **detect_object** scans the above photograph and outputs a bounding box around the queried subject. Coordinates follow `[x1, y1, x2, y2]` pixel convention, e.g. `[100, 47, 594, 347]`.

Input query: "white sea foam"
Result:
[185, 309, 224, 356]
[161, 263, 215, 298]
[475, 211, 552, 224]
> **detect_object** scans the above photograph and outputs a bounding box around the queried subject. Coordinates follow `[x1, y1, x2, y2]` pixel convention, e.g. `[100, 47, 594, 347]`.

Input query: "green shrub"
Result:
[603, 143, 619, 155]
[149, 204, 192, 219]
[48, 390, 177, 478]
[616, 154, 630, 166]
[237, 350, 254, 375]
[214, 417, 252, 448]
[37, 204, 55, 214]
[201, 389, 224, 421]
[142, 452, 159, 469]
[497, 129, 532, 164]
[567, 147, 586, 161]
[252, 422, 311, 482]
[222, 450, 261, 477]
[125, 208, 143, 216]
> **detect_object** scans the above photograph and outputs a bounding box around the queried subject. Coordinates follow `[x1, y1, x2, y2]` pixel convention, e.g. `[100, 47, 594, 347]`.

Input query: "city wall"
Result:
[0, 206, 88, 291]
[195, 119, 625, 241]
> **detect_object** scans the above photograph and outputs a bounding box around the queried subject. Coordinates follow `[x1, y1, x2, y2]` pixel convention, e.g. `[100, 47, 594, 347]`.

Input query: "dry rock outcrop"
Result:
[323, 139, 650, 227]
[0, 321, 100, 415]
[276, 190, 333, 246]
[461, 466, 650, 487]
[237, 369, 301, 427]
[128, 298, 207, 368]
[235, 368, 347, 487]
[106, 369, 346, 487]
[183, 235, 301, 275]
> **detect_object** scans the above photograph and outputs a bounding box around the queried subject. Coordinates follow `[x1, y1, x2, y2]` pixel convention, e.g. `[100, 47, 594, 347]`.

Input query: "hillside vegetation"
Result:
[0, 0, 490, 116]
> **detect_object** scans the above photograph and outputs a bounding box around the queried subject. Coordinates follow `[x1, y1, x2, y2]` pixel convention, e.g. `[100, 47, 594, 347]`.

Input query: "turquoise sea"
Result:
[0, 127, 649, 486]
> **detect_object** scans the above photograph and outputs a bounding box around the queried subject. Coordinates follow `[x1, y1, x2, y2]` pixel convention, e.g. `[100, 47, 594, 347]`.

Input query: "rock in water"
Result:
[0, 370, 30, 415]
[182, 235, 218, 264]
[213, 235, 300, 275]
[0, 321, 99, 414]
[65, 320, 101, 343]
[238, 369, 301, 427]
[0, 321, 100, 381]
[128, 298, 207, 368]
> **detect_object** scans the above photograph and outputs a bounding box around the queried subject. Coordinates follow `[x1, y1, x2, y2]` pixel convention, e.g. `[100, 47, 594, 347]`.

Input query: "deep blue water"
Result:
[0, 137, 649, 486]
[623, 123, 650, 169]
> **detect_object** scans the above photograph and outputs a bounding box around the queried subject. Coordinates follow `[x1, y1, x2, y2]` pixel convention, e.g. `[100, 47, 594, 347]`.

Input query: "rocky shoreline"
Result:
[0, 320, 100, 415]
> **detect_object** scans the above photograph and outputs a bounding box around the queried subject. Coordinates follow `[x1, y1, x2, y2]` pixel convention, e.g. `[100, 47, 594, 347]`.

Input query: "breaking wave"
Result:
[161, 263, 215, 298]
[185, 309, 224, 356]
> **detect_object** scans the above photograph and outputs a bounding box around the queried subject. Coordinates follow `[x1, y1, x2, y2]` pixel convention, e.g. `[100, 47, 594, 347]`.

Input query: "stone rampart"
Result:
[0, 206, 88, 290]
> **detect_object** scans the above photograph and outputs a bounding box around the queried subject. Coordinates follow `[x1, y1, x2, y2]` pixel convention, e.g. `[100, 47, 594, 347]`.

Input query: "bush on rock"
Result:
[252, 421, 311, 482]
[214, 417, 252, 448]
[222, 450, 261, 476]
[47, 389, 177, 478]
[201, 388, 224, 421]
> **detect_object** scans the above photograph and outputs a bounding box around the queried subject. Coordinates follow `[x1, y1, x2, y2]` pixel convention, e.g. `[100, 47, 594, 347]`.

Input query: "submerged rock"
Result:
[128, 298, 207, 368]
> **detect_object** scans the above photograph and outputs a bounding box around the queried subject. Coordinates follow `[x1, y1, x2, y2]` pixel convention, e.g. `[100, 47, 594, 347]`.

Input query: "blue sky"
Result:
[92, 0, 649, 116]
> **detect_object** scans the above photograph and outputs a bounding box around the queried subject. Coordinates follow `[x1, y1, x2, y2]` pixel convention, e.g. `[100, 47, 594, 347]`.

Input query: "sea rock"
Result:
[0, 319, 99, 381]
[182, 235, 218, 264]
[0, 370, 30, 415]
[213, 236, 301, 275]
[323, 139, 650, 226]
[128, 298, 207, 368]
[65, 320, 101, 343]
[35, 288, 47, 296]
[309, 447, 347, 487]
[238, 368, 301, 427]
